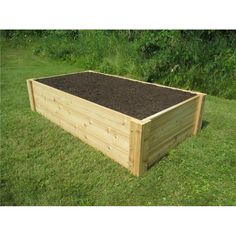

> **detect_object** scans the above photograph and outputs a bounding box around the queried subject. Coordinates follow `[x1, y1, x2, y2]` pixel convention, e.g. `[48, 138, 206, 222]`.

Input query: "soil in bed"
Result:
[37, 72, 196, 119]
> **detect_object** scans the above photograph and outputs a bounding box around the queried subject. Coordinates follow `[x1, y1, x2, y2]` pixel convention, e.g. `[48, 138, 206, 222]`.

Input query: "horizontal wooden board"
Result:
[32, 81, 131, 168]
[34, 93, 129, 153]
[36, 101, 129, 168]
[149, 125, 195, 158]
[146, 97, 198, 166]
[149, 123, 194, 156]
[149, 112, 196, 145]
[148, 125, 193, 166]
[146, 96, 198, 130]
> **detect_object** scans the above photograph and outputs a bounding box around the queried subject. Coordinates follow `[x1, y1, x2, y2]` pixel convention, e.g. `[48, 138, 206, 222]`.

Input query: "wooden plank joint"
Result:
[27, 79, 36, 111]
[193, 94, 206, 135]
[129, 120, 150, 176]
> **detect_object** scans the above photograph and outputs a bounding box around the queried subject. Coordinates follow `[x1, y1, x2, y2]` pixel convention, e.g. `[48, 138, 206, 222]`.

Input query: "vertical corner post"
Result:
[193, 93, 206, 135]
[27, 79, 36, 111]
[129, 119, 151, 176]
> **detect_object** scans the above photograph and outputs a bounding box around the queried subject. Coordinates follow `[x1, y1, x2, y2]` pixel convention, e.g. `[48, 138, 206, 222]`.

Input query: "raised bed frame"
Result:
[27, 71, 206, 176]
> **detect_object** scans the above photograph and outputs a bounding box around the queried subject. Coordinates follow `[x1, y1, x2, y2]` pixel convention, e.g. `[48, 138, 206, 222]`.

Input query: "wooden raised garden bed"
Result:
[27, 71, 206, 176]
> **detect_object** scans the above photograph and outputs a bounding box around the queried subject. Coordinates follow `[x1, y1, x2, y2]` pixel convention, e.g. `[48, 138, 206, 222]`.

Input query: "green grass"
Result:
[1, 41, 236, 206]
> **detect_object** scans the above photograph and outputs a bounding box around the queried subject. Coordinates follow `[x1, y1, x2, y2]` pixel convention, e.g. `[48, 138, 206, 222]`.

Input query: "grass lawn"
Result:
[1, 41, 236, 206]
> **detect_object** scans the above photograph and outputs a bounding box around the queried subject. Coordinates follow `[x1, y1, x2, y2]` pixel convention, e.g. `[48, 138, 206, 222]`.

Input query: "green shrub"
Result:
[2, 30, 235, 99]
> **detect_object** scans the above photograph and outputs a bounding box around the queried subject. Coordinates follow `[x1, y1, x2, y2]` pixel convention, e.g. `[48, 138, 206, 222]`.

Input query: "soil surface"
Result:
[37, 72, 196, 119]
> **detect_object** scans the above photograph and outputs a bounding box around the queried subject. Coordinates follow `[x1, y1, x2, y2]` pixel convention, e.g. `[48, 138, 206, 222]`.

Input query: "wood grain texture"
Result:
[148, 126, 193, 166]
[129, 120, 143, 176]
[26, 79, 36, 111]
[33, 93, 129, 152]
[32, 81, 131, 168]
[145, 96, 199, 167]
[129, 120, 151, 176]
[193, 94, 206, 134]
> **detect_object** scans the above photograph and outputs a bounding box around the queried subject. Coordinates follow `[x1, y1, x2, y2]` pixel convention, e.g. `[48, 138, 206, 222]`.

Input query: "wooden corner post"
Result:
[193, 93, 206, 135]
[129, 120, 151, 176]
[27, 79, 36, 111]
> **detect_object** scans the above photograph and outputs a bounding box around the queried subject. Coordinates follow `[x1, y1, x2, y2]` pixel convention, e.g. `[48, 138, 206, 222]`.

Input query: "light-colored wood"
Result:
[27, 71, 206, 176]
[29, 70, 88, 81]
[149, 118, 195, 151]
[129, 120, 151, 176]
[33, 86, 129, 137]
[143, 95, 199, 167]
[142, 95, 199, 123]
[148, 125, 193, 166]
[129, 120, 143, 176]
[33, 92, 129, 152]
[139, 121, 151, 174]
[193, 94, 206, 134]
[26, 79, 36, 111]
[36, 98, 129, 168]
[147, 96, 198, 130]
[149, 123, 194, 156]
[32, 81, 131, 168]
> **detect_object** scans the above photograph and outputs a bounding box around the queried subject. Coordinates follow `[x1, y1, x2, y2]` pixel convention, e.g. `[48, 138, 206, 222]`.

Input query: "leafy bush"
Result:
[2, 30, 236, 99]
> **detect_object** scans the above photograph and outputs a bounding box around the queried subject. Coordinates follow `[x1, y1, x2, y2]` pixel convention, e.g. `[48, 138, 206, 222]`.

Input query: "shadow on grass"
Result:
[201, 120, 209, 130]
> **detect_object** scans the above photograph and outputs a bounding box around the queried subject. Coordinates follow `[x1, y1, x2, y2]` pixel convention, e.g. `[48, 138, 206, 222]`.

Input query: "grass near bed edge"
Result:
[1, 42, 236, 206]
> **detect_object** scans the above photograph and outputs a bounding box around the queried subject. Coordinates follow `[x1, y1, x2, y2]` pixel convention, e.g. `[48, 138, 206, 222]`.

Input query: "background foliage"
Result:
[2, 30, 236, 99]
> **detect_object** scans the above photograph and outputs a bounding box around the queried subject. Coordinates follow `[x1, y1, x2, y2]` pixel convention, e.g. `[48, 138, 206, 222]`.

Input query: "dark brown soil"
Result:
[37, 72, 196, 119]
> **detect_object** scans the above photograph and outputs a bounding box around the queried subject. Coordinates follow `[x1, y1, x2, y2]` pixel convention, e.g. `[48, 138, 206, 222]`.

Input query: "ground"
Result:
[1, 42, 236, 206]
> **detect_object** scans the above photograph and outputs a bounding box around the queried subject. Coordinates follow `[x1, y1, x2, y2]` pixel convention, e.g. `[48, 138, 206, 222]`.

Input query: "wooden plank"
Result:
[139, 121, 151, 173]
[35, 102, 129, 168]
[142, 95, 199, 123]
[34, 92, 129, 153]
[149, 119, 195, 153]
[129, 120, 150, 176]
[149, 123, 194, 156]
[34, 90, 125, 142]
[28, 70, 88, 81]
[129, 120, 143, 176]
[33, 81, 131, 168]
[148, 126, 193, 166]
[149, 110, 196, 140]
[26, 79, 36, 111]
[193, 94, 206, 134]
[33, 85, 129, 138]
[145, 96, 199, 167]
[34, 92, 129, 147]
[146, 96, 198, 131]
